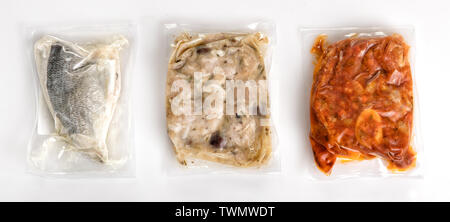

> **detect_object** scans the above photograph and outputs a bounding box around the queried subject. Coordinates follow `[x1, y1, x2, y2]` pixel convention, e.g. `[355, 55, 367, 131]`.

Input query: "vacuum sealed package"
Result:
[300, 27, 423, 179]
[164, 21, 279, 174]
[27, 23, 137, 177]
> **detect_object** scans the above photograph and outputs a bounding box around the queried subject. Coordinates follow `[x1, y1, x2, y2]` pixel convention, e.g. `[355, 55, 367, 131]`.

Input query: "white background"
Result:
[1, 0, 449, 201]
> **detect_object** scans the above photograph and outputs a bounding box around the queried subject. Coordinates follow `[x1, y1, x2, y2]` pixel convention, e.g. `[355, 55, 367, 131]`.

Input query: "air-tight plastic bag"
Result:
[27, 23, 137, 177]
[164, 21, 279, 175]
[301, 26, 423, 179]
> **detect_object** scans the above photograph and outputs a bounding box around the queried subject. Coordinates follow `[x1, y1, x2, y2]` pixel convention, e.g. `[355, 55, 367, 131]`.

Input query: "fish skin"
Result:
[47, 44, 93, 135]
[35, 35, 127, 161]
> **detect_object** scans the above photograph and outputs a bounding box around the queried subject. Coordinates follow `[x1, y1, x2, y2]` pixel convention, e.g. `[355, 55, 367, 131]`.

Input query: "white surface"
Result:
[0, 0, 449, 201]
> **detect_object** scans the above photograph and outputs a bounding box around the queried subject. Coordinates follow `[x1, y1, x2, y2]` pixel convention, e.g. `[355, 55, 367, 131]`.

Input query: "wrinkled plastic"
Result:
[300, 27, 423, 179]
[27, 23, 136, 177]
[164, 21, 279, 174]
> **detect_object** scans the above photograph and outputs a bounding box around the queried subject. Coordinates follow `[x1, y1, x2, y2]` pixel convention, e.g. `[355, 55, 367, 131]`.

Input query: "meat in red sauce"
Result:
[309, 34, 416, 175]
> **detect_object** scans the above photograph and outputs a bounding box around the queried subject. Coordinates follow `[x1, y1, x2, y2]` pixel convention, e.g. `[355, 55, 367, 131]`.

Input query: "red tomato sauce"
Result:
[309, 34, 416, 175]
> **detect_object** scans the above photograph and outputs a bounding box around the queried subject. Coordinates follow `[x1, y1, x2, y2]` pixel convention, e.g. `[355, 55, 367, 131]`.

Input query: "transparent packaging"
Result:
[300, 26, 424, 179]
[26, 23, 137, 177]
[163, 21, 280, 175]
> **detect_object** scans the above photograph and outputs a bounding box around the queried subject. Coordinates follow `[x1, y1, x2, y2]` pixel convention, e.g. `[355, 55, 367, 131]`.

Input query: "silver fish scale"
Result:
[47, 44, 105, 136]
